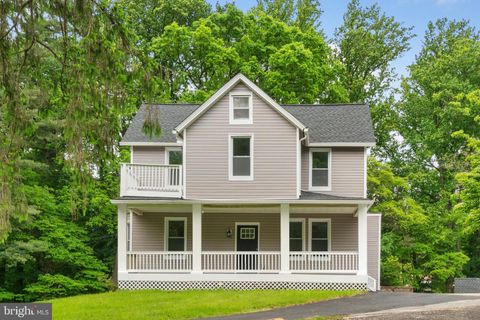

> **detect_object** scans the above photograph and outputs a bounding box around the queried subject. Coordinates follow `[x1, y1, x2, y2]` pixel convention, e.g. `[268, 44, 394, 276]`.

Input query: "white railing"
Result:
[289, 251, 359, 273]
[127, 252, 192, 272]
[121, 163, 183, 197]
[202, 251, 281, 273]
[367, 275, 377, 291]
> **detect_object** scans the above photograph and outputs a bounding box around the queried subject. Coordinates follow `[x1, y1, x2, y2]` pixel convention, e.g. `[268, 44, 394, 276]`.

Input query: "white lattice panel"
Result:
[118, 280, 367, 291]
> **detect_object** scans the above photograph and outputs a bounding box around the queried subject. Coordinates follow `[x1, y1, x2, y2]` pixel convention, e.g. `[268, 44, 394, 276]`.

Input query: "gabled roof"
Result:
[174, 73, 306, 133]
[283, 104, 376, 145]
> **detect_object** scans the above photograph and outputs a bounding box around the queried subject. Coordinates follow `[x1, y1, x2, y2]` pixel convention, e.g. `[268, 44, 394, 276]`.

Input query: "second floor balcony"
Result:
[120, 163, 183, 198]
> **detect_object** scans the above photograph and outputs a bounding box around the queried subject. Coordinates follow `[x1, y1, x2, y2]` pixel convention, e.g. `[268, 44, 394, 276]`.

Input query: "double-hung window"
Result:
[289, 219, 305, 251]
[165, 217, 187, 251]
[230, 93, 252, 124]
[309, 219, 330, 251]
[309, 148, 331, 191]
[230, 135, 253, 180]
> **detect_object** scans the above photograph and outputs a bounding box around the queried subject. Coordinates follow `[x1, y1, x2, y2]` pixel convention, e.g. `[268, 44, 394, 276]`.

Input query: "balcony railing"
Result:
[202, 251, 281, 273]
[289, 251, 358, 273]
[127, 252, 192, 272]
[120, 163, 183, 198]
[126, 251, 358, 274]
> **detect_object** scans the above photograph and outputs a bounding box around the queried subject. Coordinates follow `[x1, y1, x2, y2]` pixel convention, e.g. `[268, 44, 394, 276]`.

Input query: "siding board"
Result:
[368, 214, 381, 289]
[301, 147, 365, 197]
[186, 83, 298, 199]
[131, 146, 166, 164]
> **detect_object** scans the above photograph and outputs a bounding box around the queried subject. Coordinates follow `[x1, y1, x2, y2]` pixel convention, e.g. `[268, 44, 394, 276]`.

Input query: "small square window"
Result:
[240, 227, 255, 239]
[230, 94, 252, 123]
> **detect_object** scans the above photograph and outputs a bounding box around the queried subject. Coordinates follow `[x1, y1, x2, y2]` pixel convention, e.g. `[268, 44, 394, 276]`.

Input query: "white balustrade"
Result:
[202, 251, 281, 273]
[289, 251, 359, 273]
[127, 252, 192, 272]
[121, 163, 182, 197]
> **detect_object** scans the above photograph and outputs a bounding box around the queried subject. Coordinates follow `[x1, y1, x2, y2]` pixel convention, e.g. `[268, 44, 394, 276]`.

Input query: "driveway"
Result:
[206, 292, 480, 320]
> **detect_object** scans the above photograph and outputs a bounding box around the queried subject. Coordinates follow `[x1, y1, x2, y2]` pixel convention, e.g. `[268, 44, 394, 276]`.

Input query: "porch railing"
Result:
[289, 251, 359, 273]
[120, 163, 183, 197]
[202, 251, 281, 273]
[127, 252, 192, 272]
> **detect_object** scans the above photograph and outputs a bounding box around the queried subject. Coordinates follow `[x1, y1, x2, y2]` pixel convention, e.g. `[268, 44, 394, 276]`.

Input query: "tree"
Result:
[253, 0, 322, 31]
[334, 0, 414, 103]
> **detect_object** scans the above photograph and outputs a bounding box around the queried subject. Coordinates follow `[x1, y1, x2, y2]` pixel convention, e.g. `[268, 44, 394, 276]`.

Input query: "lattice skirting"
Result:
[118, 280, 367, 291]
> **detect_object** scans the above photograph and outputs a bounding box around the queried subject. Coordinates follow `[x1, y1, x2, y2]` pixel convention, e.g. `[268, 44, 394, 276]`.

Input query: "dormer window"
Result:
[230, 93, 252, 124]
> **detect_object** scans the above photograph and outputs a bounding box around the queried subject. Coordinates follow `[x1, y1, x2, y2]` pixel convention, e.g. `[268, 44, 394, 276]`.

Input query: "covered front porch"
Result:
[115, 200, 377, 291]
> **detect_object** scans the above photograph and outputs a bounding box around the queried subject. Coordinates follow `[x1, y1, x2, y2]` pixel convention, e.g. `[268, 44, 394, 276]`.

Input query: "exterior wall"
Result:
[131, 146, 166, 164]
[301, 147, 365, 197]
[131, 212, 192, 251]
[290, 213, 358, 251]
[186, 83, 298, 199]
[202, 212, 280, 251]
[367, 214, 381, 289]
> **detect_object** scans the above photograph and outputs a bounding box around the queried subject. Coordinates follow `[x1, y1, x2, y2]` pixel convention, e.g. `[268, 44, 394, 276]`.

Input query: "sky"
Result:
[207, 0, 480, 79]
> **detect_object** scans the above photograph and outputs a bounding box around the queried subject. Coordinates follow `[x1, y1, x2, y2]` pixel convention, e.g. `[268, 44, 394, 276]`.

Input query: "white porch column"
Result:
[117, 204, 128, 275]
[192, 203, 202, 274]
[357, 204, 368, 275]
[280, 203, 290, 274]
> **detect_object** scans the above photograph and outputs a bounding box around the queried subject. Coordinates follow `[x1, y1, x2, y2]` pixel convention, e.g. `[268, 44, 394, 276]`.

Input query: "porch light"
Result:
[226, 227, 233, 238]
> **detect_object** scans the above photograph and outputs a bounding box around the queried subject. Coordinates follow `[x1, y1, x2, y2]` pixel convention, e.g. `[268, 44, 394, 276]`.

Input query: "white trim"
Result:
[119, 272, 368, 283]
[375, 213, 382, 290]
[164, 217, 188, 251]
[117, 204, 127, 273]
[309, 148, 332, 192]
[165, 147, 183, 165]
[175, 73, 305, 132]
[120, 142, 183, 147]
[296, 129, 301, 198]
[229, 92, 253, 125]
[127, 210, 133, 251]
[357, 204, 368, 275]
[130, 146, 133, 163]
[307, 142, 376, 147]
[192, 204, 202, 274]
[234, 222, 260, 251]
[364, 147, 368, 198]
[112, 199, 374, 205]
[229, 134, 254, 181]
[308, 218, 332, 251]
[183, 129, 187, 198]
[289, 218, 306, 251]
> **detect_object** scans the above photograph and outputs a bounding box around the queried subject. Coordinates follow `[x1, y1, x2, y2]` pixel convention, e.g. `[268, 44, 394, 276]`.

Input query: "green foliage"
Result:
[381, 256, 416, 287]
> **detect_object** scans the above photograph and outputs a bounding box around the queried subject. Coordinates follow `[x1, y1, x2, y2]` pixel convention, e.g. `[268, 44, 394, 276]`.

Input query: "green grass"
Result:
[48, 289, 362, 320]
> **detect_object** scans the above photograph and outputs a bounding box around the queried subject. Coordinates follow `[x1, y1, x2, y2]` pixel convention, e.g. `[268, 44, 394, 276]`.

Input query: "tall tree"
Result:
[334, 0, 414, 103]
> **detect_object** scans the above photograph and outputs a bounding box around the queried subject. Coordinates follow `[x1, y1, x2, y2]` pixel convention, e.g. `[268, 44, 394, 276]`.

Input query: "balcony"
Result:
[120, 163, 183, 198]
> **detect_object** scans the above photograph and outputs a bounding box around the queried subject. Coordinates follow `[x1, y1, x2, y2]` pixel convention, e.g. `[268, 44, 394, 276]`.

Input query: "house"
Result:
[112, 74, 381, 291]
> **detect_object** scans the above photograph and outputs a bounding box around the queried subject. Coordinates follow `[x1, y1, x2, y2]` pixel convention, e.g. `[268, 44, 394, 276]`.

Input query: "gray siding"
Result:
[202, 213, 280, 251]
[186, 83, 298, 199]
[131, 212, 192, 251]
[368, 214, 381, 289]
[131, 146, 165, 164]
[301, 147, 365, 197]
[290, 213, 358, 251]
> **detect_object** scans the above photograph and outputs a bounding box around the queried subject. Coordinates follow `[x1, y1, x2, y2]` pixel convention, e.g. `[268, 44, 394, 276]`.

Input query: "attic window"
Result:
[230, 93, 252, 124]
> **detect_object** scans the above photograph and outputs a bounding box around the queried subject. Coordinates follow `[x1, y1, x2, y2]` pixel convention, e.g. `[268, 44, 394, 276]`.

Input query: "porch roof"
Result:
[111, 191, 372, 205]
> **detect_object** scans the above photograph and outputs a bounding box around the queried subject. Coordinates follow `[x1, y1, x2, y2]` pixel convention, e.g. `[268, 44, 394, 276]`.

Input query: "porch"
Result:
[116, 202, 378, 291]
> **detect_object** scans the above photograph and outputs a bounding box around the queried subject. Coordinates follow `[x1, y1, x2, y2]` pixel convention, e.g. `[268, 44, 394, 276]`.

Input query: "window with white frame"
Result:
[230, 135, 253, 180]
[230, 94, 252, 124]
[166, 148, 182, 165]
[309, 219, 330, 251]
[289, 219, 305, 251]
[309, 148, 331, 190]
[165, 218, 187, 251]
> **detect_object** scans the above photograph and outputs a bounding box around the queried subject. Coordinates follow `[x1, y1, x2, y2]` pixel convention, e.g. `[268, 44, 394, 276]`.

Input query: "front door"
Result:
[236, 225, 258, 270]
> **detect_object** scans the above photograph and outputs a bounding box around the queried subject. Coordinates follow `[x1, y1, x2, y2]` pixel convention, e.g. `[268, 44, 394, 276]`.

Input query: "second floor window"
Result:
[230, 94, 252, 124]
[230, 135, 253, 180]
[310, 148, 331, 191]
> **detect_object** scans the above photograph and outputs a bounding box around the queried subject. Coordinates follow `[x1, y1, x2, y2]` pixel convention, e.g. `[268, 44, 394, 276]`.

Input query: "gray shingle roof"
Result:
[282, 104, 376, 143]
[121, 103, 375, 144]
[122, 104, 199, 143]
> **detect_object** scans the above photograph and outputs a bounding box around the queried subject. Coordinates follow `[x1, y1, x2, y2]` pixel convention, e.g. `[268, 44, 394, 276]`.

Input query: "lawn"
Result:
[48, 289, 361, 320]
